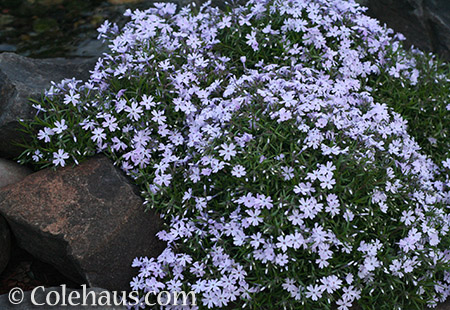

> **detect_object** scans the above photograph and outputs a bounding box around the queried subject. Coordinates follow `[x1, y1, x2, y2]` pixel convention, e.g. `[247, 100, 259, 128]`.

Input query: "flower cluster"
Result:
[19, 0, 450, 309]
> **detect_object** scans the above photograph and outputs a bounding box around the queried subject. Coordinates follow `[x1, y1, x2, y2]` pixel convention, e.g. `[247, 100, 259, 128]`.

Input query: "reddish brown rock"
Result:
[437, 301, 450, 310]
[0, 156, 165, 291]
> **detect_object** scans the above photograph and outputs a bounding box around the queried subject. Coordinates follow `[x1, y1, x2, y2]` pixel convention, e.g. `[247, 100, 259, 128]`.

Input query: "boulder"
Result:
[0, 156, 165, 291]
[0, 215, 11, 275]
[363, 0, 450, 61]
[0, 158, 27, 275]
[0, 286, 124, 309]
[0, 53, 96, 159]
[0, 158, 32, 189]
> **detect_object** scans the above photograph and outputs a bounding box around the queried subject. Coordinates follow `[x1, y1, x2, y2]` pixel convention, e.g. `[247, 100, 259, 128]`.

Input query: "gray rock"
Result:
[0, 215, 11, 274]
[0, 53, 97, 159]
[68, 38, 108, 58]
[0, 156, 165, 291]
[0, 158, 32, 189]
[364, 0, 450, 61]
[0, 158, 21, 274]
[0, 286, 125, 309]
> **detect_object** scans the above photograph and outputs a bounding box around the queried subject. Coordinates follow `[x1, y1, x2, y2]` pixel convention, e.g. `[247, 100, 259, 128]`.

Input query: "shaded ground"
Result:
[0, 240, 80, 294]
[0, 0, 207, 58]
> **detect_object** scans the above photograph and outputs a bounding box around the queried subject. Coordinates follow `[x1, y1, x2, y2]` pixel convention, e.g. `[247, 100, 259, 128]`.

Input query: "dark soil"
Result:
[0, 241, 80, 294]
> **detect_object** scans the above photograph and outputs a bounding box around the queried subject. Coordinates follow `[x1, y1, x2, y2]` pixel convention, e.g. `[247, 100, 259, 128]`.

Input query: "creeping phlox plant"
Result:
[18, 0, 450, 309]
